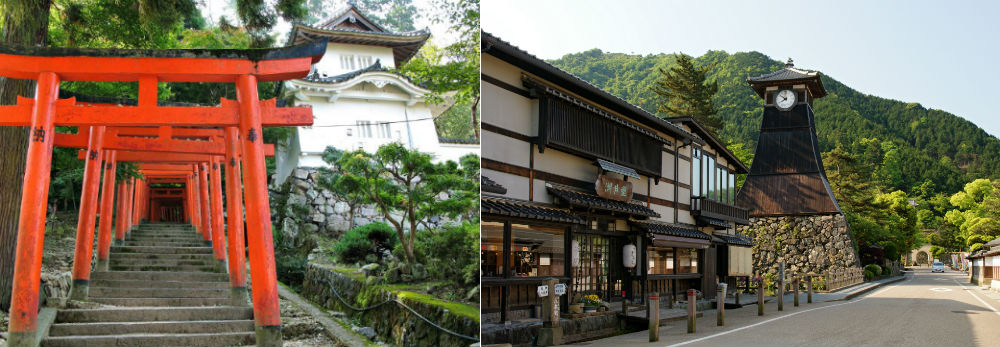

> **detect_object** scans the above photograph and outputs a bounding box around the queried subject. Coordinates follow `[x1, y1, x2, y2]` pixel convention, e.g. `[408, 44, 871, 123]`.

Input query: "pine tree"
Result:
[652, 53, 722, 132]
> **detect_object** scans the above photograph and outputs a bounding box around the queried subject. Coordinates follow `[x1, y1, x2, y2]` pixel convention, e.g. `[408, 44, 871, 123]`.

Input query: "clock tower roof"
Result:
[747, 58, 827, 99]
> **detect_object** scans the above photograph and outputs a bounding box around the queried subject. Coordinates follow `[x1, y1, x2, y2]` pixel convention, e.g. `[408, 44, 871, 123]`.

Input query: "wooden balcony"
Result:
[690, 197, 750, 225]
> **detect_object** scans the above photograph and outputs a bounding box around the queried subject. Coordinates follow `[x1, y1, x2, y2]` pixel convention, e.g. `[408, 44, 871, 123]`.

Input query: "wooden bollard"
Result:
[757, 280, 764, 316]
[807, 275, 813, 303]
[687, 289, 696, 333]
[649, 292, 659, 342]
[777, 262, 784, 311]
[793, 277, 800, 307]
[777, 279, 784, 311]
[717, 283, 727, 326]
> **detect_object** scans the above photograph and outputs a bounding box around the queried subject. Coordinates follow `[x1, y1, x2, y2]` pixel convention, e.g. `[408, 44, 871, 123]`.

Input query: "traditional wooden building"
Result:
[481, 32, 753, 335]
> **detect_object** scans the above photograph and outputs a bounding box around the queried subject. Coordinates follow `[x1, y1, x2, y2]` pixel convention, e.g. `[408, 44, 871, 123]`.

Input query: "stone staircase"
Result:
[43, 223, 255, 347]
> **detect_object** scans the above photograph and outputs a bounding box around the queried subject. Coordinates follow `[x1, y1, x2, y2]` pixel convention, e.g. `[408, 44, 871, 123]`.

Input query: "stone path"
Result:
[42, 223, 255, 347]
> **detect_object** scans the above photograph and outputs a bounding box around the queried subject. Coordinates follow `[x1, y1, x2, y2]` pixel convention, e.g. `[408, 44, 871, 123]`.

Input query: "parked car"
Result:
[932, 261, 945, 273]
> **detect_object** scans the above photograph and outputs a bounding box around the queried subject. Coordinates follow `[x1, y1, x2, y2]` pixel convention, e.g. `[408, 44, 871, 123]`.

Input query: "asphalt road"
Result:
[563, 268, 1000, 347]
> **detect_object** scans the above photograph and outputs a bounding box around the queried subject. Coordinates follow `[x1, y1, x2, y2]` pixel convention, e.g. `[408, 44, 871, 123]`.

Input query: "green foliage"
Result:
[864, 264, 882, 277]
[335, 143, 479, 264]
[864, 270, 875, 281]
[333, 222, 398, 264]
[944, 179, 1000, 251]
[652, 53, 721, 132]
[414, 221, 479, 286]
[881, 265, 892, 276]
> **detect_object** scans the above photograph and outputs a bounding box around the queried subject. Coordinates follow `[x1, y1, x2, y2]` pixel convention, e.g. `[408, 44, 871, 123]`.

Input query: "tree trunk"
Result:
[0, 0, 52, 311]
[471, 96, 480, 140]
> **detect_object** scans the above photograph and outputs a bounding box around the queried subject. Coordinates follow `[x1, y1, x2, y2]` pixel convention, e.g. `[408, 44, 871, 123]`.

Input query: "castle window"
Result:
[358, 55, 374, 67]
[340, 55, 356, 70]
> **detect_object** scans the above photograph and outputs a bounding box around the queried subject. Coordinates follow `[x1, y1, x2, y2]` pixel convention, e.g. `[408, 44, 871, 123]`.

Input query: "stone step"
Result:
[122, 241, 210, 247]
[48, 319, 254, 336]
[89, 297, 233, 306]
[89, 287, 230, 298]
[110, 253, 217, 261]
[112, 246, 214, 254]
[110, 259, 220, 268]
[41, 331, 254, 347]
[109, 264, 223, 273]
[90, 279, 230, 289]
[56, 306, 253, 323]
[126, 234, 204, 239]
[91, 271, 228, 282]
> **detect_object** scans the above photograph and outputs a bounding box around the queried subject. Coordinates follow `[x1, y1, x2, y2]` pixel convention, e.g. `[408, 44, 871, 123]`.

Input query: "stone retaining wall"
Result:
[739, 214, 860, 276]
[300, 263, 479, 347]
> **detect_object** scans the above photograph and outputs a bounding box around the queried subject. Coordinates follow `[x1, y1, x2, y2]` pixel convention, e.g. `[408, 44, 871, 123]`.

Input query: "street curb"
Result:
[843, 274, 908, 301]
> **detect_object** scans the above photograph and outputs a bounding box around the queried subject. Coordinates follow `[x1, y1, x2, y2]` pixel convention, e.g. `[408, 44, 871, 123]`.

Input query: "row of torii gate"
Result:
[0, 41, 329, 346]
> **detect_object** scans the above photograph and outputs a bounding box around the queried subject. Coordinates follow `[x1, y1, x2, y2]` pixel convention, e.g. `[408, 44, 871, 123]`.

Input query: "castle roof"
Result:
[288, 2, 429, 67]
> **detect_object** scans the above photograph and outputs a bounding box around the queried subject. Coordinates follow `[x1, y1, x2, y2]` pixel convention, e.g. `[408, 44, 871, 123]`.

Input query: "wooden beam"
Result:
[0, 97, 311, 127]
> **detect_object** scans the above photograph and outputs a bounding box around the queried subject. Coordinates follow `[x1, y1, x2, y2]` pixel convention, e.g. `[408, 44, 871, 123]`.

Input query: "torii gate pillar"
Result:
[238, 74, 282, 346]
[8, 72, 60, 347]
[69, 126, 106, 300]
[96, 151, 118, 272]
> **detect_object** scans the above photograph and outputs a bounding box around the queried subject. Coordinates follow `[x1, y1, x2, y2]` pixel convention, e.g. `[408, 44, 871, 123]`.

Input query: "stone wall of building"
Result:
[269, 168, 396, 249]
[738, 214, 860, 276]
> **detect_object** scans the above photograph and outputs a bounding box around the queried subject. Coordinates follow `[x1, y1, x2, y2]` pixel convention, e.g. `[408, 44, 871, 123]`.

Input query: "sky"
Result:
[482, 0, 1000, 137]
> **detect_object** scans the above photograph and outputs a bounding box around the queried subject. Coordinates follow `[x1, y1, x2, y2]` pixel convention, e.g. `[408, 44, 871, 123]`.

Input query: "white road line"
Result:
[953, 279, 1000, 316]
[663, 278, 907, 347]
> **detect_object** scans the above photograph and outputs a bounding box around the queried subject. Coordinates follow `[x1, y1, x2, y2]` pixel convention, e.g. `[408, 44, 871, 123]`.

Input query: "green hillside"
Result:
[549, 49, 1000, 195]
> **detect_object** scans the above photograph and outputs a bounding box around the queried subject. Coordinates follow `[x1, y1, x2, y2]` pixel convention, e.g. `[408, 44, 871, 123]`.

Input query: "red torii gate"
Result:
[69, 127, 272, 319]
[0, 41, 324, 347]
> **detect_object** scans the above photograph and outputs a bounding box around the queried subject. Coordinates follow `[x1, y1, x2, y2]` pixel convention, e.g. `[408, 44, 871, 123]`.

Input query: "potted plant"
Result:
[581, 294, 602, 313]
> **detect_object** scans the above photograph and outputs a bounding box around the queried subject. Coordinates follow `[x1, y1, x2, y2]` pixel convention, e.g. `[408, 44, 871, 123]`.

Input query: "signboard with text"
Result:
[596, 174, 633, 202]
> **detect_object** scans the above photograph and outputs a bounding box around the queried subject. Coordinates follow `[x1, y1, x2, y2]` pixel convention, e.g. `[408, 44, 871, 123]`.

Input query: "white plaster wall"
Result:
[483, 169, 529, 201]
[534, 148, 597, 183]
[482, 129, 530, 168]
[296, 94, 438, 155]
[436, 143, 479, 163]
[314, 43, 396, 76]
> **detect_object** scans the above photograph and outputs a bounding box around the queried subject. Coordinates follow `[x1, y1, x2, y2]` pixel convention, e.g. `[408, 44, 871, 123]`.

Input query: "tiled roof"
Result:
[630, 220, 711, 240]
[697, 216, 732, 229]
[715, 233, 755, 247]
[748, 67, 819, 83]
[547, 184, 659, 218]
[481, 196, 584, 224]
[746, 59, 827, 98]
[481, 176, 507, 195]
[439, 137, 479, 145]
[300, 60, 425, 88]
[597, 158, 639, 179]
[985, 237, 1000, 247]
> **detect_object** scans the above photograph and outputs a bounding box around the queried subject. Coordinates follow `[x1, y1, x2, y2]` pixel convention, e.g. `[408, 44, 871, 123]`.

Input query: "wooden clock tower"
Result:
[736, 59, 841, 216]
[735, 59, 860, 275]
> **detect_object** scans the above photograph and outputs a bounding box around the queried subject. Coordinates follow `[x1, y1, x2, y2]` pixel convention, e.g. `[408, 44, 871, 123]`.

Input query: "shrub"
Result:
[333, 222, 398, 264]
[882, 265, 892, 276]
[415, 222, 479, 286]
[864, 270, 875, 281]
[864, 264, 882, 277]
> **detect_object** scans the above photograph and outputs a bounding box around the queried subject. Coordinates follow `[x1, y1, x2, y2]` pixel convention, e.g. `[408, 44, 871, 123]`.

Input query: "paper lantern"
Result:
[623, 244, 637, 268]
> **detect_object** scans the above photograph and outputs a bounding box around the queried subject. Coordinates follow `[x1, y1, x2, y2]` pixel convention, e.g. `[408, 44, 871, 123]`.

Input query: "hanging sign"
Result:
[554, 283, 566, 296]
[595, 174, 633, 202]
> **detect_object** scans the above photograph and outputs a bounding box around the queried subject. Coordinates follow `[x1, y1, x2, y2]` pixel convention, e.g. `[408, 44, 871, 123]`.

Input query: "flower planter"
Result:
[583, 305, 597, 313]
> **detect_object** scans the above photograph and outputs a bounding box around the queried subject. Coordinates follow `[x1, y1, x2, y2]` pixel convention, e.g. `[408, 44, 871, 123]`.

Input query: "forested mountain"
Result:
[549, 49, 1000, 195]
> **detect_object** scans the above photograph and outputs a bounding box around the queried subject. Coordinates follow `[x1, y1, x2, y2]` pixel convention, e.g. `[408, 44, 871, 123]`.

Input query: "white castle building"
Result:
[274, 3, 478, 184]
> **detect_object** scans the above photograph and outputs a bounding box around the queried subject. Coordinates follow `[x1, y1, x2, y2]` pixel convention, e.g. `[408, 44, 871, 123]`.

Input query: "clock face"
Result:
[775, 89, 796, 110]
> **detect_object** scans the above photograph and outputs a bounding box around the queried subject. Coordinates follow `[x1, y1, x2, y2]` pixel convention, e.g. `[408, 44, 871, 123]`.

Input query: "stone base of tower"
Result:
[738, 214, 860, 276]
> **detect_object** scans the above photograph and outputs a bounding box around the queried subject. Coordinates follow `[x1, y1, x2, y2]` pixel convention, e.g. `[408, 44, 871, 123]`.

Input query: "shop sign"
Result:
[596, 174, 633, 202]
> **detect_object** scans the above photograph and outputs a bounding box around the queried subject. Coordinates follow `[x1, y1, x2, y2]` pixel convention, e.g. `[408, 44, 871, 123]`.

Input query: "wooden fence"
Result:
[802, 268, 864, 293]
